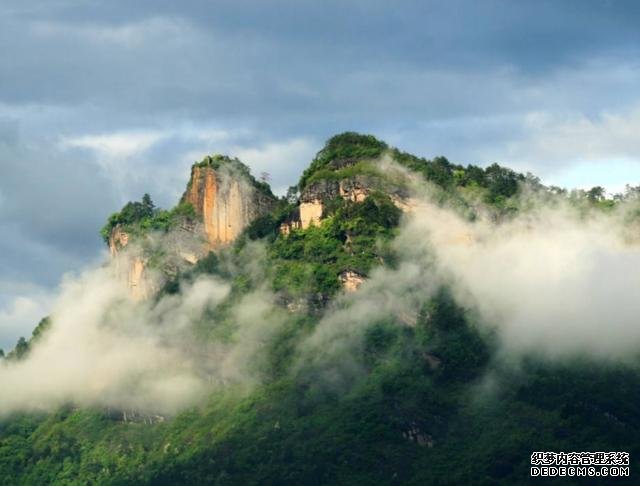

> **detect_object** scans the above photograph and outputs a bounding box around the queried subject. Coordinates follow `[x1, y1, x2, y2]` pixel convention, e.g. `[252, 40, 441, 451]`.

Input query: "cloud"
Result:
[497, 106, 640, 167]
[62, 131, 164, 159]
[231, 138, 317, 194]
[0, 225, 291, 417]
[397, 185, 640, 362]
[0, 266, 220, 415]
[29, 16, 185, 47]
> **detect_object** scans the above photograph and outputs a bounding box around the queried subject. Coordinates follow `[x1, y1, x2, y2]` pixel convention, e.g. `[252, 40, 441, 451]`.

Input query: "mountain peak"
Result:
[182, 157, 276, 249]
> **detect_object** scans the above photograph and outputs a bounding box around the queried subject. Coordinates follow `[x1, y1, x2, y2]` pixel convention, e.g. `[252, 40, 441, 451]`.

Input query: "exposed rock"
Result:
[339, 270, 366, 292]
[107, 159, 276, 301]
[108, 224, 129, 257]
[108, 225, 149, 300]
[179, 252, 199, 265]
[338, 177, 372, 203]
[128, 256, 149, 301]
[182, 165, 275, 249]
[299, 200, 324, 229]
[280, 207, 302, 234]
[280, 173, 414, 234]
[302, 177, 377, 206]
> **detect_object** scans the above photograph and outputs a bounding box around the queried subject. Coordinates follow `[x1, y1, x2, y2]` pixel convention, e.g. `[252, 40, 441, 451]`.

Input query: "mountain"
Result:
[1, 133, 639, 484]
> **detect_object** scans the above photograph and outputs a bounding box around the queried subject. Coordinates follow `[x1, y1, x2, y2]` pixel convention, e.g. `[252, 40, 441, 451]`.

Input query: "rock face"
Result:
[108, 225, 149, 301]
[299, 200, 324, 229]
[182, 165, 275, 249]
[339, 270, 366, 292]
[128, 256, 149, 301]
[280, 174, 414, 234]
[108, 225, 130, 257]
[107, 158, 275, 301]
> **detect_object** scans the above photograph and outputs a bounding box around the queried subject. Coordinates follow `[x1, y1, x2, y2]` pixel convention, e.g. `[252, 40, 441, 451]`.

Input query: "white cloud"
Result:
[514, 107, 640, 164]
[29, 17, 186, 47]
[61, 131, 164, 159]
[468, 105, 640, 191]
[231, 138, 317, 194]
[399, 195, 640, 361]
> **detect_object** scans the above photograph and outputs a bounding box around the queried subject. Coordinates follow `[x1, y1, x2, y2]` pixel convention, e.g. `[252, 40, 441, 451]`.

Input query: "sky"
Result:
[1, 0, 640, 348]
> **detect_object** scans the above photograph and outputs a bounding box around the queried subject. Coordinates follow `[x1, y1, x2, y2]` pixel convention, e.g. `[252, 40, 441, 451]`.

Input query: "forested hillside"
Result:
[1, 133, 638, 485]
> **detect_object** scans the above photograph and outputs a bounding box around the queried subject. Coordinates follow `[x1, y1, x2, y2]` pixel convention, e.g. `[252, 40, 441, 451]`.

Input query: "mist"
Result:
[300, 160, 640, 375]
[404, 199, 640, 361]
[4, 162, 640, 417]
[0, 237, 284, 417]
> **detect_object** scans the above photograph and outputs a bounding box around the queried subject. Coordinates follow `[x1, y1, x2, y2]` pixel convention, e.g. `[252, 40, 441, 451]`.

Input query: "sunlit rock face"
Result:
[299, 200, 324, 229]
[182, 165, 275, 249]
[339, 270, 366, 292]
[108, 225, 129, 257]
[280, 174, 416, 234]
[107, 160, 275, 300]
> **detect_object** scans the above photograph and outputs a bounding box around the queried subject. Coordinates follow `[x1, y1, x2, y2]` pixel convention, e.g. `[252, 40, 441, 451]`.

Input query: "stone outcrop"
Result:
[182, 165, 275, 249]
[128, 256, 149, 301]
[280, 174, 414, 234]
[299, 200, 324, 229]
[108, 225, 150, 301]
[108, 225, 129, 257]
[107, 158, 275, 301]
[339, 270, 366, 292]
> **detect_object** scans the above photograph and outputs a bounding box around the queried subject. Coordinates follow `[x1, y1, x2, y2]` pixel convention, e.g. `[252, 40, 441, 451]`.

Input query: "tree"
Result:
[142, 193, 155, 216]
[14, 337, 29, 359]
[587, 186, 605, 202]
[286, 185, 299, 204]
[484, 163, 522, 201]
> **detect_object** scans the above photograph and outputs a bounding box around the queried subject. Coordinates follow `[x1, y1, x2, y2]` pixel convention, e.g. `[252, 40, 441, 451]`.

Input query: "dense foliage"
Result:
[100, 195, 196, 243]
[298, 132, 388, 190]
[267, 192, 401, 305]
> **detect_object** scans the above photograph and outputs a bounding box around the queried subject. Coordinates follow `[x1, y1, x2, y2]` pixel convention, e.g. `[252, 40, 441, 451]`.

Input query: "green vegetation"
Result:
[304, 160, 383, 187]
[267, 192, 400, 304]
[2, 133, 639, 484]
[100, 194, 196, 243]
[4, 317, 51, 362]
[298, 132, 388, 190]
[3, 290, 639, 484]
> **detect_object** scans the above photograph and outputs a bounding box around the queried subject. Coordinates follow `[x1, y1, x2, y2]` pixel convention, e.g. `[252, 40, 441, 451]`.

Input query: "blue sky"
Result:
[1, 0, 640, 348]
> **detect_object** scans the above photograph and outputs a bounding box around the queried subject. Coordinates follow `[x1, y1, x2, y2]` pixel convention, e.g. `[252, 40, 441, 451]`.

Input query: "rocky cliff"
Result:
[106, 155, 276, 299]
[280, 172, 414, 234]
[107, 225, 151, 301]
[182, 157, 276, 250]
